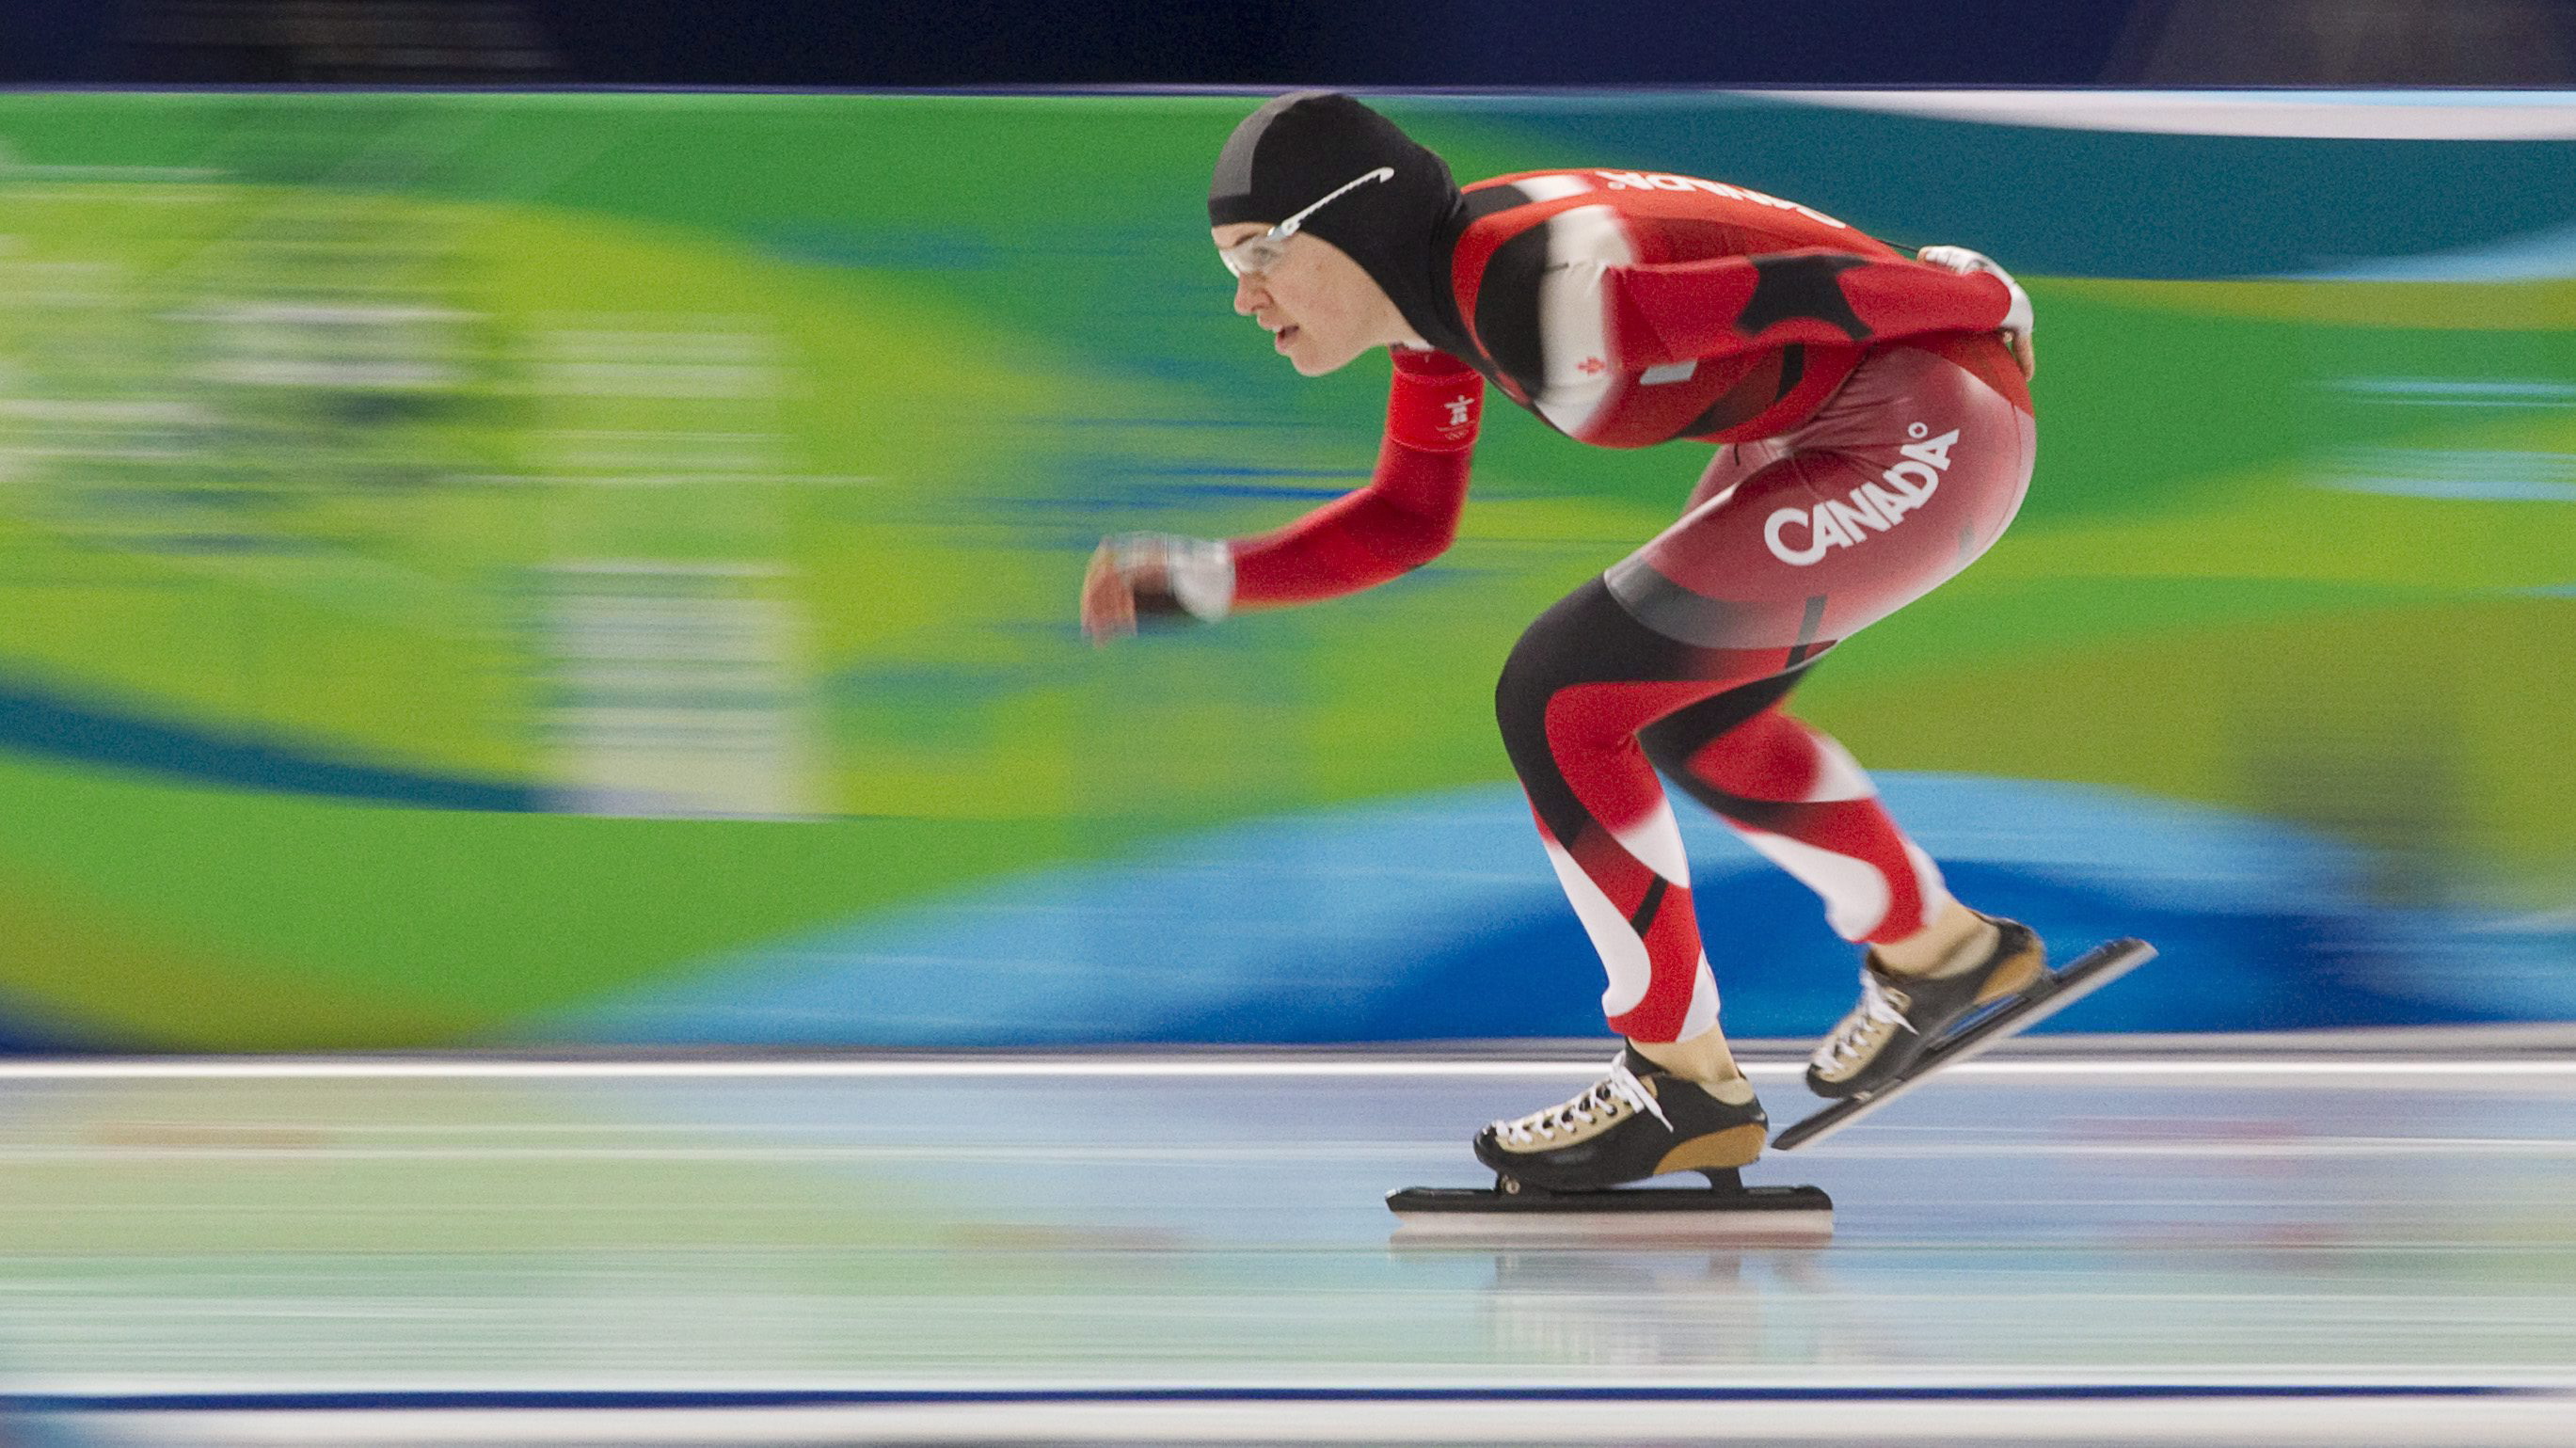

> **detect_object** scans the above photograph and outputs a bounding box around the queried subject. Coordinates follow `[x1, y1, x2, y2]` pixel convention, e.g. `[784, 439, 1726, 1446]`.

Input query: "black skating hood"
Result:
[1207, 91, 1472, 358]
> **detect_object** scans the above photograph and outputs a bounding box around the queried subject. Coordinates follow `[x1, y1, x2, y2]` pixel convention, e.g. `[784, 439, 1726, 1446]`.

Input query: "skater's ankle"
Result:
[1626, 1030, 1743, 1087]
[1693, 1073, 1758, 1106]
[1871, 901, 2000, 979]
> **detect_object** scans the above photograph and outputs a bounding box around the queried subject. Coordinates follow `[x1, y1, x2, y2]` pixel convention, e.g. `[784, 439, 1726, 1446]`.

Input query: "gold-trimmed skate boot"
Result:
[1473, 1046, 1770, 1193]
[1806, 914, 2046, 1100]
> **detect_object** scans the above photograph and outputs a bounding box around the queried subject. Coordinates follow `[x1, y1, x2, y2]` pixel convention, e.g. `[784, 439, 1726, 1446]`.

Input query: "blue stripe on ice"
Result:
[539, 774, 2576, 1047]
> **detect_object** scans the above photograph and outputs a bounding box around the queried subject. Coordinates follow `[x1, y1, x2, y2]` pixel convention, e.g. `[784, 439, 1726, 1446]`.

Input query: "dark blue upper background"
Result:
[0, 0, 2433, 88]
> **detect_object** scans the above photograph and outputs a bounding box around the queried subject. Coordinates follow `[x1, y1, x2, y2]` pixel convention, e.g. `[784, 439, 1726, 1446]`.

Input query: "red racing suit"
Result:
[1216, 167, 2036, 1042]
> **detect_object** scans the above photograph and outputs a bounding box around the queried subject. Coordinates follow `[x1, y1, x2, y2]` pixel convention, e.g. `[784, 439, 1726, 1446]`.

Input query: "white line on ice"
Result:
[32, 1392, 2576, 1446]
[0, 1056, 2573, 1082]
[25, 1366, 2576, 1393]
[6, 1137, 2576, 1164]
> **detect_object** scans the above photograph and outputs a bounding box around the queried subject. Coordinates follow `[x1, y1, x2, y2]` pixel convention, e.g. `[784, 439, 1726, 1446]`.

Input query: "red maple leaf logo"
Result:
[1578, 356, 1607, 375]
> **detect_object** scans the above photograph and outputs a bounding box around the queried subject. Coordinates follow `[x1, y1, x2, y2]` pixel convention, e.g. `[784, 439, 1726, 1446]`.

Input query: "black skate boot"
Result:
[1806, 914, 2046, 1101]
[1472, 1045, 1770, 1194]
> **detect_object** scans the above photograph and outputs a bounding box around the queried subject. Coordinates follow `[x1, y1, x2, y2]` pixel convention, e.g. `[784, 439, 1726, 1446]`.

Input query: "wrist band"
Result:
[1387, 364, 1486, 453]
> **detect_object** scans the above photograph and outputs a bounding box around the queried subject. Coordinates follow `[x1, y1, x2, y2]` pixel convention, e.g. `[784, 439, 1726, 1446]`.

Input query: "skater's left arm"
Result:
[1603, 247, 2032, 373]
[1226, 347, 1483, 608]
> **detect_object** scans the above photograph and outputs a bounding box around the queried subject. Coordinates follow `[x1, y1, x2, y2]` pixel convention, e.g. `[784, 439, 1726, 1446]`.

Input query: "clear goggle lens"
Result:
[1218, 234, 1292, 278]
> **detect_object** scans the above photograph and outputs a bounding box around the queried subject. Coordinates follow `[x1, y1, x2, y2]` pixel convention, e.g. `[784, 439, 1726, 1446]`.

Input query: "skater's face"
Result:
[1213, 223, 1408, 376]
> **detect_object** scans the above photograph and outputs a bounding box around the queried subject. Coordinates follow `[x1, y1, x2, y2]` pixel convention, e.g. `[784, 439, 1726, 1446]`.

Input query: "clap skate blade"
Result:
[1387, 1169, 1834, 1246]
[1773, 935, 2156, 1153]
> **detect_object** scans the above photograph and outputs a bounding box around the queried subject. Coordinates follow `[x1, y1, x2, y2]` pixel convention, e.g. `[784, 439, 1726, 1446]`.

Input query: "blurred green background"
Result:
[0, 91, 2568, 1049]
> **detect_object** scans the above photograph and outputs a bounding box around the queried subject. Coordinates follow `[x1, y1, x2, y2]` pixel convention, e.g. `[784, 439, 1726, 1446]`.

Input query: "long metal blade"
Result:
[1772, 937, 2156, 1153]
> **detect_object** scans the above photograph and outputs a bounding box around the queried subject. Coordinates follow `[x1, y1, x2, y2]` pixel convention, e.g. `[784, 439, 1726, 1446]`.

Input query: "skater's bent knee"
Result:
[1635, 729, 1690, 783]
[1493, 643, 1550, 742]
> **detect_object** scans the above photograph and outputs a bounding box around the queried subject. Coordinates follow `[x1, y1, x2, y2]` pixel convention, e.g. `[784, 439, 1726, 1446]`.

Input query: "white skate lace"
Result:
[1492, 1052, 1671, 1147]
[1811, 969, 1916, 1075]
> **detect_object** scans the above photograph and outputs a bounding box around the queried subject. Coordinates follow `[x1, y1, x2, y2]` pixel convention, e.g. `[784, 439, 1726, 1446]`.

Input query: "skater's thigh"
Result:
[1500, 577, 1807, 708]
[1634, 665, 1807, 771]
[1608, 342, 2035, 652]
[1493, 576, 1804, 849]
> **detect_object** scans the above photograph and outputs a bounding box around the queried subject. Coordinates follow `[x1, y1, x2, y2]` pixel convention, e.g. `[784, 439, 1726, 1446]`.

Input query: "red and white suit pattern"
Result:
[1227, 169, 2035, 1042]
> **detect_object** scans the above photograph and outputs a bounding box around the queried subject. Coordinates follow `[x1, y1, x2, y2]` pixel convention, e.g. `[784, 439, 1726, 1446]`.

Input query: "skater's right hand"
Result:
[1916, 245, 2035, 381]
[1081, 533, 1234, 645]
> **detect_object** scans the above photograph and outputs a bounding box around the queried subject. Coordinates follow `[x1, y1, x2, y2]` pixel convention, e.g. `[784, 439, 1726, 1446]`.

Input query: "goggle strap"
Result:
[1273, 166, 1394, 241]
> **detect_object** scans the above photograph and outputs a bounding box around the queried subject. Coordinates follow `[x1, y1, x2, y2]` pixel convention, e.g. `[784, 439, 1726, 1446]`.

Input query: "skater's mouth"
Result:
[1273, 324, 1300, 352]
